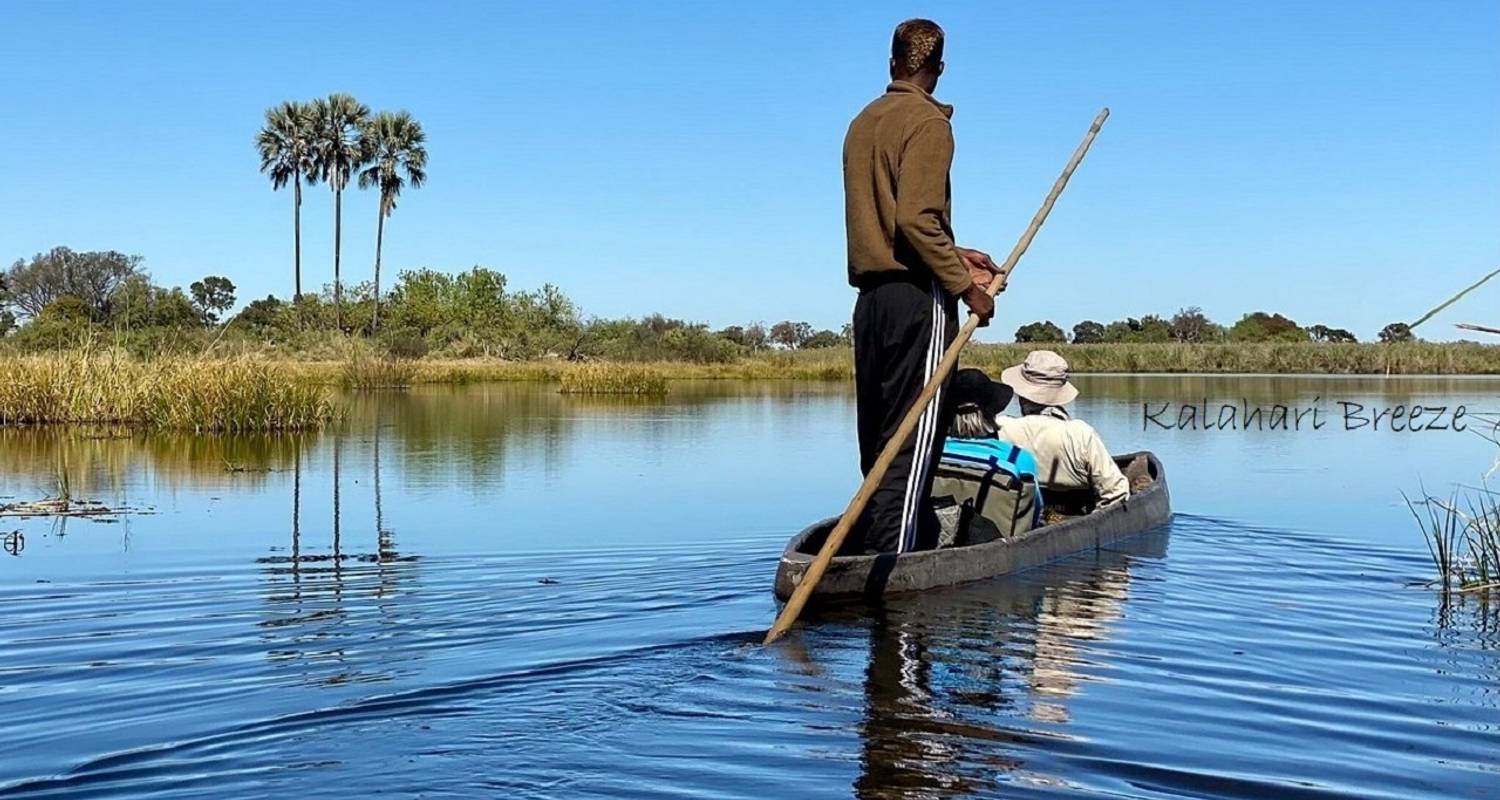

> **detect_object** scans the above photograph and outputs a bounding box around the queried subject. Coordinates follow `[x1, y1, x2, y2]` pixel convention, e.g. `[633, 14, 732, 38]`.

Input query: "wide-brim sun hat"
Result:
[950, 368, 1014, 419]
[1000, 349, 1079, 406]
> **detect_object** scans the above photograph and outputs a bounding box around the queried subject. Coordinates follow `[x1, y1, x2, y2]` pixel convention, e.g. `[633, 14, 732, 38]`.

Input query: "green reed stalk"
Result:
[1409, 484, 1500, 595]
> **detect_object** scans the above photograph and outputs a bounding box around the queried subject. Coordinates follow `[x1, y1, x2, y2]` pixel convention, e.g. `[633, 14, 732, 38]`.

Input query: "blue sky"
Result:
[2, 1, 1497, 341]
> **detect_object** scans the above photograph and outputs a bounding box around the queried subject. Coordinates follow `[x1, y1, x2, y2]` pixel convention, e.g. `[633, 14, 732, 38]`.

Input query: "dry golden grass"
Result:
[4, 340, 1496, 432]
[557, 363, 669, 395]
[158, 340, 1500, 397]
[341, 351, 419, 389]
[0, 349, 335, 431]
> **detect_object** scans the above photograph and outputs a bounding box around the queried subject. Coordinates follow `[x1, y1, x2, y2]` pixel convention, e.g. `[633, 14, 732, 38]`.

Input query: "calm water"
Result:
[1, 377, 1497, 798]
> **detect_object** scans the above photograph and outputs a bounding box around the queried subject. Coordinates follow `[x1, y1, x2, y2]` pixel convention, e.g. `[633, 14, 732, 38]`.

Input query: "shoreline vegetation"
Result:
[2, 341, 1499, 431]
[0, 349, 334, 431]
[3, 249, 1498, 425]
[335, 340, 1500, 384]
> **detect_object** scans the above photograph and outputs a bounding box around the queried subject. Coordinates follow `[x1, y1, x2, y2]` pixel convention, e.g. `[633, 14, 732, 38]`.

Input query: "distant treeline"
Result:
[0, 246, 850, 363]
[1015, 309, 1416, 346]
[0, 248, 1435, 364]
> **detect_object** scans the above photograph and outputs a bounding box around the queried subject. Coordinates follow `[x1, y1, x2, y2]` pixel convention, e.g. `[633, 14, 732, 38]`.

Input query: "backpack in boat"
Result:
[930, 439, 1041, 548]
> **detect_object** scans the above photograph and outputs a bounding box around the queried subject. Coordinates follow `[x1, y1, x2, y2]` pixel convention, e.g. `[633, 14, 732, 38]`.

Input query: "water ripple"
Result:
[2, 519, 1495, 799]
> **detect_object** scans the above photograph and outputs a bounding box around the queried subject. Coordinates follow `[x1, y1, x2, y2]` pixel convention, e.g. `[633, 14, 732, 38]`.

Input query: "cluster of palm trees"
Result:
[256, 93, 427, 330]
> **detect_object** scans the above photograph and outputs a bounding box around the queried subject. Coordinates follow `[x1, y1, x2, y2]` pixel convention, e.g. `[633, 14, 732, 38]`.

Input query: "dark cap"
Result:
[951, 368, 1014, 419]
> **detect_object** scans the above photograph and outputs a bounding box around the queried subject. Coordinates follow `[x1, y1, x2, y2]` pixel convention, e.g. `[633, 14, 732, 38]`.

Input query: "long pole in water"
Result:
[763, 107, 1111, 645]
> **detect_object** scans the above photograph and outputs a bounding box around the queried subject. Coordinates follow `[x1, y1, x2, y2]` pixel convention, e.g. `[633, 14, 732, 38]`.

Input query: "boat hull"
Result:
[773, 451, 1171, 602]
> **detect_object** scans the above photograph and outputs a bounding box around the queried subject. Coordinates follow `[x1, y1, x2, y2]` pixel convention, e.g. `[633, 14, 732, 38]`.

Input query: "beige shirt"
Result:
[994, 413, 1129, 506]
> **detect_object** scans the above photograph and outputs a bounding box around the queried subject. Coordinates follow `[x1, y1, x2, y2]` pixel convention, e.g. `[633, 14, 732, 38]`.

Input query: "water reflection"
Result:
[0, 382, 860, 495]
[836, 533, 1169, 799]
[256, 430, 420, 687]
[1434, 592, 1500, 649]
[0, 426, 307, 499]
[3, 379, 1500, 799]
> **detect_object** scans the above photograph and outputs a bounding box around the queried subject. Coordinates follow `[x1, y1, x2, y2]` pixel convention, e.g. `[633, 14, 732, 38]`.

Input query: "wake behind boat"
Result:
[773, 452, 1171, 602]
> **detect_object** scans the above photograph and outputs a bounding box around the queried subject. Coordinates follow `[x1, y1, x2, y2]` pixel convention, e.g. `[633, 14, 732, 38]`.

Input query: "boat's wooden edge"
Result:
[774, 451, 1171, 601]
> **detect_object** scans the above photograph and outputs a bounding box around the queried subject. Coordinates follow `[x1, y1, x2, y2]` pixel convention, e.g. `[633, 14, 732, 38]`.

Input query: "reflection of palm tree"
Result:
[332, 433, 343, 595]
[292, 446, 302, 596]
[257, 429, 419, 686]
[374, 421, 384, 543]
[374, 408, 400, 600]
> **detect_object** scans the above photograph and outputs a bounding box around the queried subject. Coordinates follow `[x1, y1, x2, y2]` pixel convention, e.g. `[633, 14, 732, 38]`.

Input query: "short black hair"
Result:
[891, 18, 944, 79]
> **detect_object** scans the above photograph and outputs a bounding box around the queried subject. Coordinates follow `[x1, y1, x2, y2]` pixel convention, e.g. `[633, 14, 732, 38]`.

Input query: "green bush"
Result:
[11, 315, 90, 352]
[384, 330, 430, 359]
[1015, 320, 1067, 343]
[1230, 312, 1308, 343]
[1071, 320, 1105, 344]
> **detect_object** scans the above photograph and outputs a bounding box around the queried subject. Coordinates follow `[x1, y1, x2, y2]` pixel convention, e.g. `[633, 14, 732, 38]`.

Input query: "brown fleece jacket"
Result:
[843, 81, 970, 297]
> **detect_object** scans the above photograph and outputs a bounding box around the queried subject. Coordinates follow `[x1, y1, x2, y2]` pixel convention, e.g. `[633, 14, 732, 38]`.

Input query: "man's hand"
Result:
[960, 283, 994, 327]
[957, 247, 1003, 292]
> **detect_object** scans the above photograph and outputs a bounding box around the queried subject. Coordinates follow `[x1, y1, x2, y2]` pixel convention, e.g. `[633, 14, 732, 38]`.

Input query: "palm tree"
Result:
[309, 93, 371, 330]
[358, 111, 427, 331]
[255, 101, 316, 301]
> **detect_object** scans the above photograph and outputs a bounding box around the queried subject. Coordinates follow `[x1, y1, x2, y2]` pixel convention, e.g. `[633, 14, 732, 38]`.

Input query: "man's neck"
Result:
[892, 72, 938, 94]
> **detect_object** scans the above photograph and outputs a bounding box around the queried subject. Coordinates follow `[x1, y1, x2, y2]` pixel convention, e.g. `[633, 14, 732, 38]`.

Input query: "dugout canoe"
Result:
[772, 451, 1171, 602]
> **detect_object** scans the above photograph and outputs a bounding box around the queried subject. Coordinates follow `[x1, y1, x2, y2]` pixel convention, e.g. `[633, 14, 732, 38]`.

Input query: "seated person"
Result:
[995, 350, 1129, 508]
[943, 368, 1039, 479]
[929, 369, 1042, 545]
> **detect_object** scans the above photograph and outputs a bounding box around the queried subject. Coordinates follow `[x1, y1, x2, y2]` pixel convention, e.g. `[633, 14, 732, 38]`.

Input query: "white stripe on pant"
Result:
[896, 280, 947, 553]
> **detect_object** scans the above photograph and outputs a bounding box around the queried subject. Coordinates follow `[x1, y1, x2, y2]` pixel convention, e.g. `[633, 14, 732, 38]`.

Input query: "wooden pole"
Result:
[1409, 266, 1500, 332]
[763, 107, 1111, 645]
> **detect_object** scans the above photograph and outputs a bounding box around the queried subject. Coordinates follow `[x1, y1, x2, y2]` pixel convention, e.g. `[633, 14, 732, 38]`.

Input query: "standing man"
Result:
[844, 18, 999, 554]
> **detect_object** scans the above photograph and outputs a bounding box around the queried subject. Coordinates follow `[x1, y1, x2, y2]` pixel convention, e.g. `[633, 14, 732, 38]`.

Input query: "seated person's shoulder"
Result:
[996, 413, 1046, 433]
[1061, 417, 1103, 437]
[943, 437, 1037, 477]
[944, 436, 1011, 461]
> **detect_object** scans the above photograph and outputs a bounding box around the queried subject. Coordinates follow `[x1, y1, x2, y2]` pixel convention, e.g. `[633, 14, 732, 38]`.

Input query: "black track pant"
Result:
[852, 275, 959, 554]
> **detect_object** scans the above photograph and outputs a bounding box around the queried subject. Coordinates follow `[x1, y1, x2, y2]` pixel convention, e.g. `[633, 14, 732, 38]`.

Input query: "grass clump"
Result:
[145, 358, 334, 431]
[1406, 486, 1500, 595]
[0, 348, 334, 431]
[557, 363, 669, 396]
[341, 350, 419, 389]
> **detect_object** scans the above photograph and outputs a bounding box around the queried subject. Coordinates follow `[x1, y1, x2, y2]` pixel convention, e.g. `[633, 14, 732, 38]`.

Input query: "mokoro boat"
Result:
[773, 451, 1170, 602]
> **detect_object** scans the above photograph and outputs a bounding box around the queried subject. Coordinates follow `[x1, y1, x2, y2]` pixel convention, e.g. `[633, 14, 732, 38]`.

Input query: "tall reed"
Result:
[0, 349, 334, 431]
[557, 363, 669, 395]
[52, 444, 72, 503]
[341, 350, 419, 389]
[1406, 486, 1500, 594]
